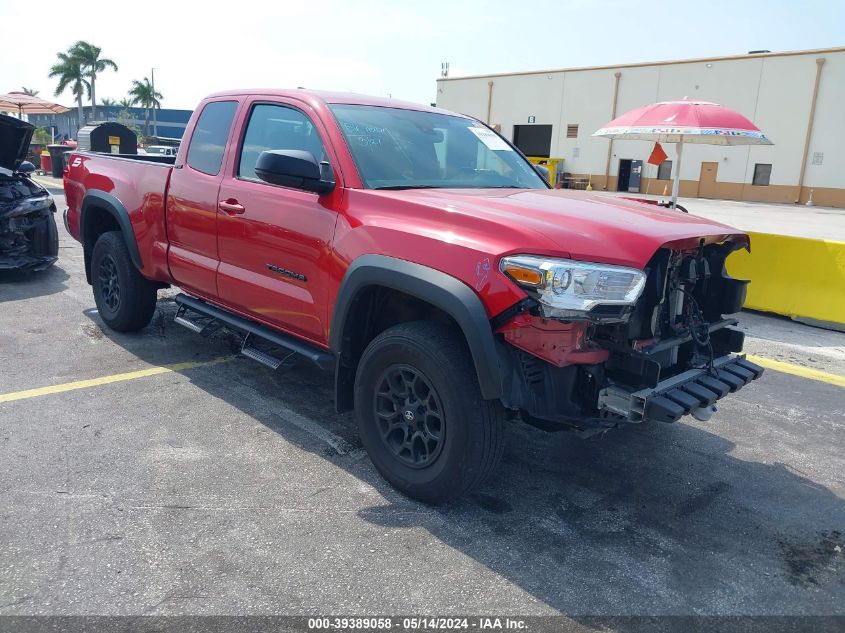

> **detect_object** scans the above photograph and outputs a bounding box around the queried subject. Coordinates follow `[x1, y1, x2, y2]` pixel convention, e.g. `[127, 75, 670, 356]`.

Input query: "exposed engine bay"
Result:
[0, 112, 59, 272]
[498, 239, 763, 433]
[0, 171, 59, 271]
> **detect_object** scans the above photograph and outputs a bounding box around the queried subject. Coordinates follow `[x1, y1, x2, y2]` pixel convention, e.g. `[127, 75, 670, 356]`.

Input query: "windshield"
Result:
[330, 105, 548, 190]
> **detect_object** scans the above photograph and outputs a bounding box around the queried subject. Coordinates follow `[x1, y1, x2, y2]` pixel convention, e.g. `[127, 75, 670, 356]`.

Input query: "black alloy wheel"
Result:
[374, 364, 445, 469]
[98, 254, 121, 312]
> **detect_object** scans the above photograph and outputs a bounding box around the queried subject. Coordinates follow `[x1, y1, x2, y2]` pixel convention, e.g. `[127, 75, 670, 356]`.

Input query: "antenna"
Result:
[441, 62, 450, 78]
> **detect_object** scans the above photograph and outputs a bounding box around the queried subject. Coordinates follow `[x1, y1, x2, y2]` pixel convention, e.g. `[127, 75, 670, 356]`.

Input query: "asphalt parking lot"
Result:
[1, 191, 843, 619]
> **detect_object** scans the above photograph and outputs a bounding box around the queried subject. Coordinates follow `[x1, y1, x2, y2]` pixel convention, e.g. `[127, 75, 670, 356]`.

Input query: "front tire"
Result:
[354, 321, 504, 504]
[91, 231, 157, 332]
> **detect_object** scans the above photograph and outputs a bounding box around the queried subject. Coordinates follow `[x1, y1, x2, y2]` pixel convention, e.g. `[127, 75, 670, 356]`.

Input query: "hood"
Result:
[0, 113, 35, 172]
[365, 188, 748, 269]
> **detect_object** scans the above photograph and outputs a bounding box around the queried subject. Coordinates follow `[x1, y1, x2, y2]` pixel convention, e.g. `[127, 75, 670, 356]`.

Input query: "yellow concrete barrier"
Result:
[727, 231, 845, 328]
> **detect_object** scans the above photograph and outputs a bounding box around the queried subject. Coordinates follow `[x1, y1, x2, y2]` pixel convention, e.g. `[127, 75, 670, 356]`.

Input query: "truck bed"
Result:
[64, 151, 175, 284]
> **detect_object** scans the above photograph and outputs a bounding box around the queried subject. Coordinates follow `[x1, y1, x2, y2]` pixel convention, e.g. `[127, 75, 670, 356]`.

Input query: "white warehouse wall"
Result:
[436, 47, 845, 206]
[803, 53, 845, 188]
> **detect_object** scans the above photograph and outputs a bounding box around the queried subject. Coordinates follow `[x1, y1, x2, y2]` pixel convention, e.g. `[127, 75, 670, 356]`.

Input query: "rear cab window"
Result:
[186, 101, 238, 175]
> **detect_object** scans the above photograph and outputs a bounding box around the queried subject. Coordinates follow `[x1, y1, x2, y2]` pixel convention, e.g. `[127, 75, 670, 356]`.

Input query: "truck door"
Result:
[216, 100, 340, 347]
[166, 100, 238, 298]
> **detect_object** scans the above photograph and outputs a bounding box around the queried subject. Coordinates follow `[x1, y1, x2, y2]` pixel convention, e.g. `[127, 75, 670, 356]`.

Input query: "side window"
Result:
[186, 101, 238, 176]
[238, 104, 328, 181]
[752, 163, 772, 186]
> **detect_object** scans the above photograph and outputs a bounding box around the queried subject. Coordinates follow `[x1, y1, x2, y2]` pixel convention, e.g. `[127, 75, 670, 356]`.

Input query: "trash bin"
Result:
[47, 145, 69, 178]
[40, 150, 52, 175]
[77, 122, 137, 154]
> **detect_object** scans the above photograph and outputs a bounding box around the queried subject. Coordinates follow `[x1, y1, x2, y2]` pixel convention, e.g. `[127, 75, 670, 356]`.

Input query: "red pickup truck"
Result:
[63, 89, 762, 502]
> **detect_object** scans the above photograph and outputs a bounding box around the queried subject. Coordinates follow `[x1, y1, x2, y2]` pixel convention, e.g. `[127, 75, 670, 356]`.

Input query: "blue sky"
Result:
[1, 0, 843, 110]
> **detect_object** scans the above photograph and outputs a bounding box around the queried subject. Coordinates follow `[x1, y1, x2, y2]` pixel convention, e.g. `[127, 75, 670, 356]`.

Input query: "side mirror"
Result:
[255, 150, 335, 194]
[17, 161, 36, 175]
[533, 163, 550, 184]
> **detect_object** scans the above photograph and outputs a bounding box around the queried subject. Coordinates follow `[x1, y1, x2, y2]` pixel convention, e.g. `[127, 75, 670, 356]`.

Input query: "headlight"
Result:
[500, 255, 647, 321]
[7, 195, 52, 218]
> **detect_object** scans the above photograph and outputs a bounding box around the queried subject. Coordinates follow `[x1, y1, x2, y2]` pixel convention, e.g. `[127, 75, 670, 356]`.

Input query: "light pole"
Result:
[151, 68, 158, 138]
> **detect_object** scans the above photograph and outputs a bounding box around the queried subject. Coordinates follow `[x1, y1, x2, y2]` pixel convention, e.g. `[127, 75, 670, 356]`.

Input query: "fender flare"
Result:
[330, 254, 503, 400]
[80, 190, 144, 281]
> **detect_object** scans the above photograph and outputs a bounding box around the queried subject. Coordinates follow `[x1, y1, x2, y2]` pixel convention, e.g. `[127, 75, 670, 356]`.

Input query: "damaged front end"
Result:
[496, 237, 763, 434]
[0, 113, 58, 272]
[0, 173, 58, 272]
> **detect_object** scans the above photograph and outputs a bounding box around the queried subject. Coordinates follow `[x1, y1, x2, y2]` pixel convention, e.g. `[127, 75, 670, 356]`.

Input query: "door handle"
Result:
[218, 199, 245, 215]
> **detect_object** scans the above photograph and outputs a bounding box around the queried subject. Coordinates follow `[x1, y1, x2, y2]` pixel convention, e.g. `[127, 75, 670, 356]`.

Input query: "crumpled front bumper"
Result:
[0, 253, 58, 271]
[599, 354, 764, 423]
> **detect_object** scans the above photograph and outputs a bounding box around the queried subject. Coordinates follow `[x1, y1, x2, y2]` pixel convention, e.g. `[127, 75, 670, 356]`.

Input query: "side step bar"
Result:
[173, 309, 223, 337]
[173, 293, 335, 371]
[241, 337, 286, 370]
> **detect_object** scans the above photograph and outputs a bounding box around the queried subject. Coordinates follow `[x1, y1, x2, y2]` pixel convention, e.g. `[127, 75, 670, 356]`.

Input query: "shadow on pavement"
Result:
[86, 298, 845, 617]
[0, 264, 69, 302]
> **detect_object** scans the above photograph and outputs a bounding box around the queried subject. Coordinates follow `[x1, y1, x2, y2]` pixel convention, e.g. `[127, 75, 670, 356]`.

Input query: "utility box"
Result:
[77, 122, 137, 155]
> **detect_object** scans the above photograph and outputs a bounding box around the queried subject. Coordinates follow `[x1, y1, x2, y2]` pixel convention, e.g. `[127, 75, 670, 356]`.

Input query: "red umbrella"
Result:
[594, 99, 772, 208]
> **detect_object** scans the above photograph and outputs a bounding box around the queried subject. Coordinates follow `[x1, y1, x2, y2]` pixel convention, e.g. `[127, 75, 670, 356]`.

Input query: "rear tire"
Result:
[91, 231, 157, 332]
[354, 321, 504, 504]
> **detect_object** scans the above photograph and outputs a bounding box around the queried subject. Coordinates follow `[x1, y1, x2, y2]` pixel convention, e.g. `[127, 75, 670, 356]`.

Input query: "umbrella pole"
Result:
[671, 136, 684, 209]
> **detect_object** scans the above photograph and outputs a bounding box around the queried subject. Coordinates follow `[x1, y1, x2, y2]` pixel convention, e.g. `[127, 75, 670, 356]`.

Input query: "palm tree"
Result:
[101, 97, 117, 107]
[118, 97, 133, 108]
[70, 41, 117, 120]
[49, 52, 90, 134]
[128, 78, 163, 137]
[21, 87, 40, 97]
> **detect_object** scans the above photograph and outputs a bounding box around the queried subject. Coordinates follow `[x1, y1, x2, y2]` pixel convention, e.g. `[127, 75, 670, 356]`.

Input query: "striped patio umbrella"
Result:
[0, 92, 71, 118]
[594, 99, 772, 208]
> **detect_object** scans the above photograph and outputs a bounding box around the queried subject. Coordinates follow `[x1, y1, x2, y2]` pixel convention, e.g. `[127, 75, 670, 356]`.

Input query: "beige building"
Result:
[436, 47, 845, 208]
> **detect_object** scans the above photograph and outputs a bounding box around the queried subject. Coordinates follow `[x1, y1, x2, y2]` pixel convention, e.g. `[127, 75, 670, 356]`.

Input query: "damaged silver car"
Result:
[1, 113, 59, 271]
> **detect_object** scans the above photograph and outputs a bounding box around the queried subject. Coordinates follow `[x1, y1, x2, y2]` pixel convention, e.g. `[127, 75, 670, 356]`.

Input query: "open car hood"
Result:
[0, 113, 35, 172]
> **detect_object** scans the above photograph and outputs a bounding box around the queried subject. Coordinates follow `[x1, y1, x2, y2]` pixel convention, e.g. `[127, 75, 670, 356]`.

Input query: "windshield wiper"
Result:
[372, 185, 445, 190]
[372, 184, 529, 191]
